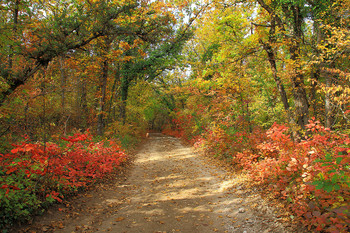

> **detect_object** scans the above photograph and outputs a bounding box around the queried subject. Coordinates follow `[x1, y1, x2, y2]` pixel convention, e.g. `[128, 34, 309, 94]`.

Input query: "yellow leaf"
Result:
[115, 217, 125, 222]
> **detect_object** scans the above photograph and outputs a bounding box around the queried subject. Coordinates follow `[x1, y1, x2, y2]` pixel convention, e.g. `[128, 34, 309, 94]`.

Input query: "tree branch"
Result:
[256, 0, 285, 31]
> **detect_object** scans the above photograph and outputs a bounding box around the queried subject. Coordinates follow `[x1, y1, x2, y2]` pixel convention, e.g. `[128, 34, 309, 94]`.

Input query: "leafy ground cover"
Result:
[0, 131, 127, 231]
[164, 115, 350, 232]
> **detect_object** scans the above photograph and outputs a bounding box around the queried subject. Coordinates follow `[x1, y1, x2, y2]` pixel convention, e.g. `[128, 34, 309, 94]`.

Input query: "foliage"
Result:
[167, 1, 350, 230]
[167, 103, 350, 232]
[126, 80, 172, 131]
[0, 0, 194, 145]
[0, 131, 127, 230]
[106, 121, 143, 149]
[246, 120, 350, 232]
[0, 0, 349, 231]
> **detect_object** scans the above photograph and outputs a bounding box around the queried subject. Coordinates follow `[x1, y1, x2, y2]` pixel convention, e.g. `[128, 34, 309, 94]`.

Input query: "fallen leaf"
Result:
[115, 217, 125, 222]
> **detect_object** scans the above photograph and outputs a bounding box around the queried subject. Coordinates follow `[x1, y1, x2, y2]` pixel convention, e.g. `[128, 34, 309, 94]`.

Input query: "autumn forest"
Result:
[0, 0, 349, 232]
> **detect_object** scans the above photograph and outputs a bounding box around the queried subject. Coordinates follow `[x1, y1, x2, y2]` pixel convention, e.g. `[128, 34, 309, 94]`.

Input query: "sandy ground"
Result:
[16, 133, 302, 233]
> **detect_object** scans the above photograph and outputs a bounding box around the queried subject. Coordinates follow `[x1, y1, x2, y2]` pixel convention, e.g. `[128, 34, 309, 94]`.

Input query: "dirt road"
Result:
[18, 133, 299, 233]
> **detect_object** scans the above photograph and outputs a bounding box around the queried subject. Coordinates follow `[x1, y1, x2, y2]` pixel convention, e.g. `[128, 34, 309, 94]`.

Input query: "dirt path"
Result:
[17, 134, 300, 233]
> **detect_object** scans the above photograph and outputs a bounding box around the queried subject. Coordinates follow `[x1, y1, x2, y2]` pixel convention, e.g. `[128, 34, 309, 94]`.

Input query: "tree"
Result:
[0, 0, 138, 104]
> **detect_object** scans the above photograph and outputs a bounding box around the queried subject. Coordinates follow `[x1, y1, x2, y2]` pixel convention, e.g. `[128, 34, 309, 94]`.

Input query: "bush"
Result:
[0, 131, 127, 230]
[239, 120, 350, 232]
[105, 121, 144, 149]
[171, 110, 350, 232]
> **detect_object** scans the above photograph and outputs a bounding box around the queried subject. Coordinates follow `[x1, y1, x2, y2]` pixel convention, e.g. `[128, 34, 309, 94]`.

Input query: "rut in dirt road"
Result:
[34, 133, 300, 233]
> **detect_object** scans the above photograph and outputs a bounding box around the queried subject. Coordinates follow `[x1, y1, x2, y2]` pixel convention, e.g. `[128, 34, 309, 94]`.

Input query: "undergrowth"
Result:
[164, 113, 350, 232]
[0, 131, 127, 231]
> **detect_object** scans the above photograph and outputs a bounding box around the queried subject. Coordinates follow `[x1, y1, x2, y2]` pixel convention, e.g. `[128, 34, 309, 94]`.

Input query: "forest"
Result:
[0, 0, 349, 232]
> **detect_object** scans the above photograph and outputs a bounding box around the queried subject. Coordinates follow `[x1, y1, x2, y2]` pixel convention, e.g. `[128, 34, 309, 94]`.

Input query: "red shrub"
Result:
[0, 131, 127, 228]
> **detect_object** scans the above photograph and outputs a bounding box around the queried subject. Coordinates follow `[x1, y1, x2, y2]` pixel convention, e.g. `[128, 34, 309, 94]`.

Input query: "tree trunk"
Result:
[246, 101, 252, 133]
[107, 64, 120, 122]
[289, 5, 309, 129]
[80, 75, 88, 131]
[309, 70, 319, 117]
[119, 76, 130, 125]
[256, 2, 309, 130]
[325, 74, 335, 129]
[261, 41, 290, 112]
[289, 34, 310, 130]
[259, 17, 294, 125]
[290, 51, 309, 129]
[59, 56, 67, 114]
[97, 59, 108, 136]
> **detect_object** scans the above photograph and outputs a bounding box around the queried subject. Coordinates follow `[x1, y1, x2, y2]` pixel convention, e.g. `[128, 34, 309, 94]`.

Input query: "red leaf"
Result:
[6, 166, 18, 174]
[11, 148, 20, 154]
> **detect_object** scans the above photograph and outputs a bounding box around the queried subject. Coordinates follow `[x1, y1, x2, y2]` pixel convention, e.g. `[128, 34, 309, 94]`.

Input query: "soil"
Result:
[15, 133, 304, 233]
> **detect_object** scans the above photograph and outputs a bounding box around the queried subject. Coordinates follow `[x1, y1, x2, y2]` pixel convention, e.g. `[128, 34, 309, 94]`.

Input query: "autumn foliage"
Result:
[165, 111, 350, 232]
[161, 0, 350, 231]
[0, 131, 127, 229]
[240, 121, 349, 232]
[0, 0, 349, 231]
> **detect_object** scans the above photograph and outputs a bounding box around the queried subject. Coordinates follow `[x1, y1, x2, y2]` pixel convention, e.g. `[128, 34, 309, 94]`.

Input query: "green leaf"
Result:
[334, 184, 340, 191]
[313, 181, 324, 190]
[325, 154, 332, 160]
[331, 174, 339, 183]
[336, 157, 343, 165]
[324, 184, 333, 193]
